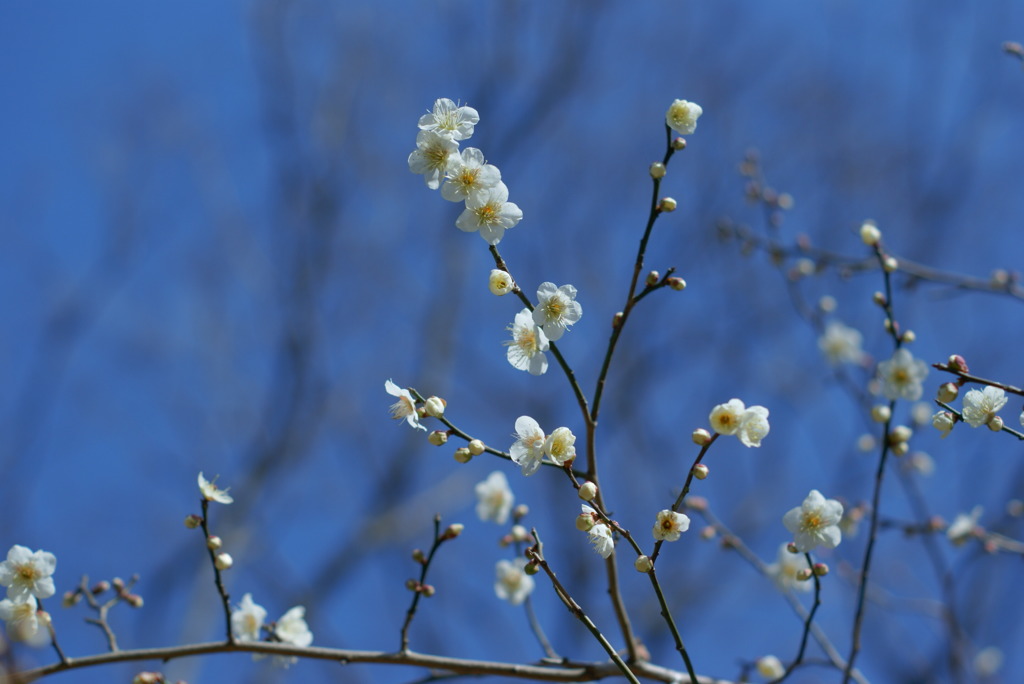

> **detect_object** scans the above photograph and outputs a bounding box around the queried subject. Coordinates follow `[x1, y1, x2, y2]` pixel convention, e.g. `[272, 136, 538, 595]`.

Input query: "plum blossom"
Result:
[543, 427, 576, 466]
[455, 182, 522, 245]
[231, 593, 267, 642]
[0, 545, 56, 603]
[532, 283, 582, 341]
[932, 411, 955, 438]
[877, 348, 928, 401]
[708, 399, 770, 447]
[270, 606, 313, 668]
[385, 379, 425, 431]
[475, 471, 515, 524]
[783, 490, 844, 553]
[418, 98, 479, 141]
[818, 320, 865, 365]
[665, 99, 703, 135]
[408, 130, 459, 190]
[510, 416, 546, 476]
[504, 309, 549, 376]
[0, 594, 41, 643]
[494, 558, 535, 605]
[766, 543, 812, 593]
[198, 472, 234, 505]
[489, 269, 514, 296]
[961, 386, 1007, 428]
[587, 521, 615, 559]
[947, 506, 983, 546]
[652, 510, 690, 542]
[441, 148, 501, 202]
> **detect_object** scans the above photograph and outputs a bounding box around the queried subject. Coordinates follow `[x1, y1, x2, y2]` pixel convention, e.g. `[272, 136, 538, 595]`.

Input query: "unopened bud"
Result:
[92, 580, 111, 595]
[423, 396, 446, 418]
[645, 271, 660, 287]
[612, 312, 624, 328]
[901, 329, 916, 343]
[891, 441, 909, 456]
[112, 577, 126, 591]
[987, 415, 1004, 432]
[872, 291, 886, 306]
[513, 504, 530, 520]
[411, 549, 426, 564]
[1007, 499, 1024, 517]
[860, 220, 881, 246]
[659, 197, 678, 212]
[453, 447, 472, 463]
[184, 514, 203, 530]
[420, 584, 436, 597]
[871, 405, 892, 423]
[786, 542, 799, 554]
[667, 277, 687, 291]
[691, 464, 709, 480]
[777, 193, 794, 210]
[700, 526, 716, 540]
[671, 137, 687, 150]
[214, 553, 233, 571]
[937, 383, 959, 403]
[883, 256, 898, 273]
[488, 269, 514, 296]
[427, 430, 448, 446]
[125, 593, 144, 608]
[405, 579, 419, 591]
[443, 523, 464, 540]
[634, 555, 653, 573]
[890, 425, 913, 443]
[576, 513, 595, 532]
[578, 482, 598, 501]
[649, 161, 666, 179]
[691, 428, 712, 446]
[206, 535, 222, 551]
[467, 439, 485, 455]
[796, 568, 813, 582]
[132, 673, 164, 684]
[947, 354, 969, 373]
[685, 495, 708, 512]
[524, 561, 540, 575]
[813, 562, 829, 577]
[819, 295, 837, 312]
[62, 590, 81, 607]
[510, 525, 530, 542]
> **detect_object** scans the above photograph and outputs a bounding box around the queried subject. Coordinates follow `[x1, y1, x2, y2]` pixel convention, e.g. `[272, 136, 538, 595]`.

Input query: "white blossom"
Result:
[455, 182, 522, 245]
[532, 283, 582, 341]
[877, 348, 928, 401]
[665, 99, 703, 135]
[766, 543, 812, 593]
[494, 558, 535, 605]
[932, 411, 955, 438]
[652, 510, 690, 542]
[231, 593, 267, 642]
[587, 522, 615, 559]
[947, 506, 982, 546]
[783, 490, 844, 553]
[0, 595, 41, 643]
[408, 130, 459, 190]
[418, 98, 479, 141]
[756, 655, 785, 679]
[504, 308, 549, 376]
[270, 605, 313, 668]
[475, 471, 514, 524]
[385, 379, 425, 431]
[198, 472, 234, 505]
[818, 321, 864, 365]
[0, 545, 56, 603]
[489, 269, 514, 296]
[737, 405, 770, 447]
[510, 416, 546, 476]
[961, 386, 1007, 428]
[543, 427, 577, 465]
[709, 399, 746, 436]
[441, 148, 501, 202]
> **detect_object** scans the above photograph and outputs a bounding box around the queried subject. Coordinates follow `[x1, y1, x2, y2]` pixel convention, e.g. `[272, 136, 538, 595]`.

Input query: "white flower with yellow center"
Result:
[818, 320, 864, 365]
[652, 510, 690, 542]
[385, 379, 425, 431]
[198, 472, 234, 505]
[665, 99, 703, 135]
[455, 182, 522, 245]
[510, 416, 546, 476]
[441, 148, 500, 202]
[494, 558, 535, 605]
[766, 543, 812, 593]
[408, 130, 459, 190]
[586, 519, 615, 559]
[488, 269, 514, 296]
[877, 348, 928, 401]
[504, 309, 549, 376]
[543, 427, 577, 466]
[783, 490, 844, 553]
[0, 594, 41, 643]
[532, 283, 582, 341]
[961, 386, 1007, 428]
[0, 545, 56, 603]
[418, 98, 479, 141]
[709, 399, 746, 436]
[270, 605, 313, 668]
[475, 471, 514, 524]
[231, 593, 266, 642]
[736, 405, 770, 447]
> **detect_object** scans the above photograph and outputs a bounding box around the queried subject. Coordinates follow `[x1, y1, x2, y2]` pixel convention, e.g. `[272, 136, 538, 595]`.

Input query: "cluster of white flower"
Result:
[231, 592, 313, 668]
[782, 490, 844, 553]
[408, 98, 522, 245]
[0, 544, 56, 644]
[475, 471, 515, 524]
[932, 384, 1011, 439]
[708, 399, 770, 447]
[494, 558, 535, 605]
[577, 505, 615, 558]
[765, 542, 812, 593]
[503, 283, 583, 376]
[877, 348, 928, 401]
[509, 416, 577, 476]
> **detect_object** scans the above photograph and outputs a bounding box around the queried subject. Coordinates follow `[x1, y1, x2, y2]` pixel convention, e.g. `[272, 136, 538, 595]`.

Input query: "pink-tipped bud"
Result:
[692, 464, 709, 480]
[420, 584, 436, 597]
[947, 355, 969, 373]
[442, 523, 464, 540]
[411, 549, 426, 564]
[691, 428, 711, 446]
[813, 563, 829, 577]
[578, 482, 598, 501]
[184, 514, 203, 530]
[645, 271, 660, 287]
[667, 277, 687, 291]
[937, 383, 959, 403]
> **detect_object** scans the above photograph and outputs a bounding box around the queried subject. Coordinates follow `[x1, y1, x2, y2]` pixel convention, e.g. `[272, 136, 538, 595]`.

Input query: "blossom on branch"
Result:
[455, 182, 522, 245]
[783, 490, 844, 553]
[418, 98, 479, 141]
[441, 148, 500, 203]
[475, 471, 514, 524]
[408, 130, 460, 190]
[385, 379, 426, 431]
[532, 283, 582, 341]
[198, 472, 234, 505]
[818, 320, 865, 365]
[665, 99, 703, 135]
[231, 593, 267, 643]
[0, 594, 41, 643]
[766, 542, 812, 593]
[0, 545, 56, 603]
[270, 606, 313, 668]
[961, 386, 1007, 428]
[877, 348, 928, 401]
[494, 558, 535, 605]
[580, 505, 615, 558]
[652, 510, 690, 542]
[504, 309, 549, 376]
[708, 399, 770, 447]
[543, 427, 577, 466]
[510, 416, 546, 476]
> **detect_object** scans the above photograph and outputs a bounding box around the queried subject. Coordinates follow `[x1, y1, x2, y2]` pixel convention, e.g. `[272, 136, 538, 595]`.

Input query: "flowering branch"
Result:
[198, 498, 234, 644]
[399, 514, 461, 652]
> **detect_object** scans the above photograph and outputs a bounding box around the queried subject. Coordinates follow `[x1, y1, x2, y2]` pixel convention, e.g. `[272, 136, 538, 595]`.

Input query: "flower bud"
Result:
[883, 256, 898, 272]
[891, 441, 909, 456]
[667, 277, 687, 291]
[453, 447, 472, 463]
[524, 561, 540, 575]
[206, 535, 223, 550]
[813, 562, 829, 577]
[612, 312, 624, 328]
[420, 584, 436, 597]
[405, 579, 419, 591]
[890, 425, 913, 443]
[659, 197, 678, 212]
[443, 523, 464, 540]
[756, 656, 785, 679]
[467, 439, 485, 455]
[685, 495, 708, 512]
[513, 504, 530, 520]
[901, 329, 916, 343]
[671, 137, 687, 150]
[427, 430, 448, 446]
[937, 383, 959, 403]
[699, 526, 716, 540]
[411, 548, 426, 564]
[947, 354, 969, 373]
[510, 525, 531, 542]
[786, 542, 799, 554]
[932, 411, 955, 438]
[649, 162, 666, 179]
[214, 553, 233, 571]
[872, 291, 886, 306]
[691, 464, 709, 480]
[92, 580, 111, 595]
[871, 405, 891, 423]
[634, 555, 653, 573]
[818, 295, 837, 312]
[987, 415, 1004, 432]
[645, 270, 660, 287]
[860, 220, 881, 246]
[691, 428, 711, 446]
[796, 568, 813, 582]
[578, 482, 598, 501]
[423, 396, 446, 418]
[184, 514, 203, 530]
[488, 269, 514, 296]
[125, 593, 144, 608]
[576, 513, 595, 532]
[112, 577, 125, 591]
[132, 673, 164, 684]
[63, 590, 81, 607]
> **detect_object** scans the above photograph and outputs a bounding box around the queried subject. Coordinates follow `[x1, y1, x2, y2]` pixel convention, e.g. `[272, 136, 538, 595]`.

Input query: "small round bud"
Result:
[427, 430, 448, 446]
[467, 439, 485, 455]
[947, 354, 969, 373]
[405, 579, 419, 591]
[513, 504, 530, 520]
[1006, 499, 1024, 517]
[612, 312, 624, 328]
[755, 655, 785, 679]
[634, 555, 653, 573]
[684, 495, 708, 512]
[667, 277, 687, 291]
[576, 513, 595, 532]
[423, 396, 446, 418]
[691, 428, 712, 446]
[937, 383, 959, 403]
[891, 441, 909, 456]
[92, 580, 111, 595]
[883, 256, 898, 273]
[671, 137, 687, 150]
[699, 526, 716, 540]
[125, 593, 144, 608]
[206, 535, 223, 551]
[63, 590, 81, 608]
[786, 542, 799, 554]
[453, 447, 472, 464]
[489, 269, 514, 296]
[645, 271, 660, 287]
[883, 317, 893, 332]
[184, 514, 203, 530]
[691, 464, 709, 480]
[112, 577, 126, 591]
[987, 415, 1004, 432]
[901, 329, 916, 343]
[659, 197, 678, 212]
[813, 562, 829, 577]
[578, 482, 598, 501]
[649, 161, 666, 179]
[443, 523, 464, 539]
[890, 425, 913, 443]
[819, 295, 837, 312]
[860, 220, 881, 246]
[412, 548, 426, 563]
[872, 291, 886, 306]
[420, 584, 436, 597]
[871, 405, 892, 423]
[796, 568, 813, 582]
[214, 553, 233, 571]
[524, 561, 540, 575]
[510, 525, 531, 542]
[795, 258, 815, 277]
[777, 193, 794, 210]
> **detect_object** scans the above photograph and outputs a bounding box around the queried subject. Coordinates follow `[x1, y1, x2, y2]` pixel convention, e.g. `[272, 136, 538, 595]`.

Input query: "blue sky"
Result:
[3, 2, 1024, 683]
